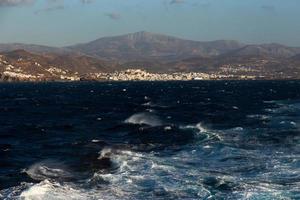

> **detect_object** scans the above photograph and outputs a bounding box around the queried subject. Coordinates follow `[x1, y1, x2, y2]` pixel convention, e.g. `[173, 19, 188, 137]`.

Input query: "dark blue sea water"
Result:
[0, 81, 299, 200]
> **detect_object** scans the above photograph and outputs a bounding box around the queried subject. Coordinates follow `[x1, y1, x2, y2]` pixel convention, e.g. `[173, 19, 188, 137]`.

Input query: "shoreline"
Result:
[1, 78, 300, 84]
[1, 69, 298, 82]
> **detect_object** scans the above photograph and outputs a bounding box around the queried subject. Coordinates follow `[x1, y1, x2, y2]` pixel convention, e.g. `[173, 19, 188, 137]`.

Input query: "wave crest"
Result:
[25, 160, 74, 181]
[125, 113, 162, 127]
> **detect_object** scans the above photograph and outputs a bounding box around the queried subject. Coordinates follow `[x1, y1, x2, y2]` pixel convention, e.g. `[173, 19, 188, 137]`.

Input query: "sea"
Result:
[0, 81, 299, 200]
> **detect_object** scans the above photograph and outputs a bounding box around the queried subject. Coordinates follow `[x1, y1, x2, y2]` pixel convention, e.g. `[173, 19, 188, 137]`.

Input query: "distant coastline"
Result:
[1, 32, 300, 82]
[0, 68, 298, 82]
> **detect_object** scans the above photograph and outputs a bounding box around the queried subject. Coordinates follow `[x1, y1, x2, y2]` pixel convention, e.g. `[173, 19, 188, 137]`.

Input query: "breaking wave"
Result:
[24, 160, 75, 182]
[181, 122, 222, 141]
[124, 112, 162, 127]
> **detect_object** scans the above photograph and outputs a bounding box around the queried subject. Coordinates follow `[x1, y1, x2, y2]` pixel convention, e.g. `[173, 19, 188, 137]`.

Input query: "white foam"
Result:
[141, 101, 168, 108]
[25, 160, 73, 181]
[232, 106, 239, 110]
[19, 180, 107, 200]
[181, 122, 222, 141]
[150, 161, 175, 171]
[180, 122, 209, 133]
[20, 180, 51, 200]
[232, 127, 244, 131]
[6, 143, 293, 200]
[142, 101, 152, 106]
[124, 112, 162, 126]
[290, 121, 297, 126]
[92, 148, 211, 199]
[195, 122, 209, 133]
[247, 114, 270, 120]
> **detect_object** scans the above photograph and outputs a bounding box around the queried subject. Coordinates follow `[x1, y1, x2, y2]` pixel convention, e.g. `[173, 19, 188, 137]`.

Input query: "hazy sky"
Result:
[0, 0, 300, 47]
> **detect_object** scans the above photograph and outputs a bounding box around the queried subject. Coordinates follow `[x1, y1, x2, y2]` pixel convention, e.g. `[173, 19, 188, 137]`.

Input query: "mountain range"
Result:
[2, 31, 300, 60]
[1, 31, 300, 79]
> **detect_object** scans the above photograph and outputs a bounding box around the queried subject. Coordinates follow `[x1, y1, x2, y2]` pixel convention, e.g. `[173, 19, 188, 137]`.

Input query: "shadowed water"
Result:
[0, 81, 299, 199]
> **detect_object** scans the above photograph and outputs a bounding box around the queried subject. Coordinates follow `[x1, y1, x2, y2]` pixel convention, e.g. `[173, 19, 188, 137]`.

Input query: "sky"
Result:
[0, 0, 300, 47]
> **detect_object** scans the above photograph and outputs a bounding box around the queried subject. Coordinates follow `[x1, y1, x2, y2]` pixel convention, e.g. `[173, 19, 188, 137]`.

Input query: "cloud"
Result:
[0, 0, 95, 7]
[35, 5, 64, 14]
[261, 5, 275, 12]
[80, 0, 94, 4]
[105, 12, 121, 20]
[170, 0, 185, 5]
[192, 1, 211, 8]
[33, 0, 67, 14]
[0, 0, 35, 6]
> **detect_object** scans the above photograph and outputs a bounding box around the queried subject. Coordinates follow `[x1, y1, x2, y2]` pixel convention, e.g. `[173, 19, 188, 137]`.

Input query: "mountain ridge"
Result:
[2, 31, 299, 61]
[67, 31, 245, 61]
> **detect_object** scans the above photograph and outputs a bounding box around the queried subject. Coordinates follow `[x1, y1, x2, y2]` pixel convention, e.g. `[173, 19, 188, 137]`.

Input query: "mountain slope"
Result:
[0, 50, 116, 81]
[68, 31, 244, 61]
[223, 44, 300, 58]
[0, 43, 69, 55]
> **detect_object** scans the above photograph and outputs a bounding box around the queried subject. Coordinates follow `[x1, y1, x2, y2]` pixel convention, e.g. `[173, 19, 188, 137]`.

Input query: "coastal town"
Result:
[86, 69, 260, 81]
[0, 57, 258, 82]
[0, 54, 80, 82]
[0, 51, 296, 82]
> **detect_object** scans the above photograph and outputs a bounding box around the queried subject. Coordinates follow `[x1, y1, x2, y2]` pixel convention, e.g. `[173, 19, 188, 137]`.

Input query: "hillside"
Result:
[0, 43, 68, 55]
[0, 50, 115, 81]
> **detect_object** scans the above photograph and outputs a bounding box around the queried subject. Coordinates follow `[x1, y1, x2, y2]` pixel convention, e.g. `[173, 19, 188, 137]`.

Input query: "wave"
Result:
[181, 122, 222, 141]
[91, 148, 212, 199]
[265, 101, 300, 115]
[124, 112, 162, 127]
[2, 145, 297, 200]
[4, 178, 291, 200]
[247, 114, 270, 120]
[141, 101, 169, 108]
[19, 180, 105, 200]
[24, 160, 75, 181]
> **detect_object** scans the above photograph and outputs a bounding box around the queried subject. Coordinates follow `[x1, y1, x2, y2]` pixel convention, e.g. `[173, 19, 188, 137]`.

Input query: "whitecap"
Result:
[181, 122, 223, 141]
[19, 180, 106, 200]
[145, 109, 155, 113]
[20, 180, 52, 200]
[25, 160, 74, 181]
[232, 127, 244, 131]
[124, 112, 162, 127]
[150, 161, 175, 171]
[195, 123, 209, 133]
[247, 114, 270, 120]
[232, 106, 239, 110]
[203, 145, 211, 149]
[142, 102, 152, 106]
[290, 121, 297, 126]
[98, 147, 114, 159]
[141, 101, 169, 108]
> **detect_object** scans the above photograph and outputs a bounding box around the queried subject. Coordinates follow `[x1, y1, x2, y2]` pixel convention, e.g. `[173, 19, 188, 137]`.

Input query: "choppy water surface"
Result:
[0, 81, 300, 200]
